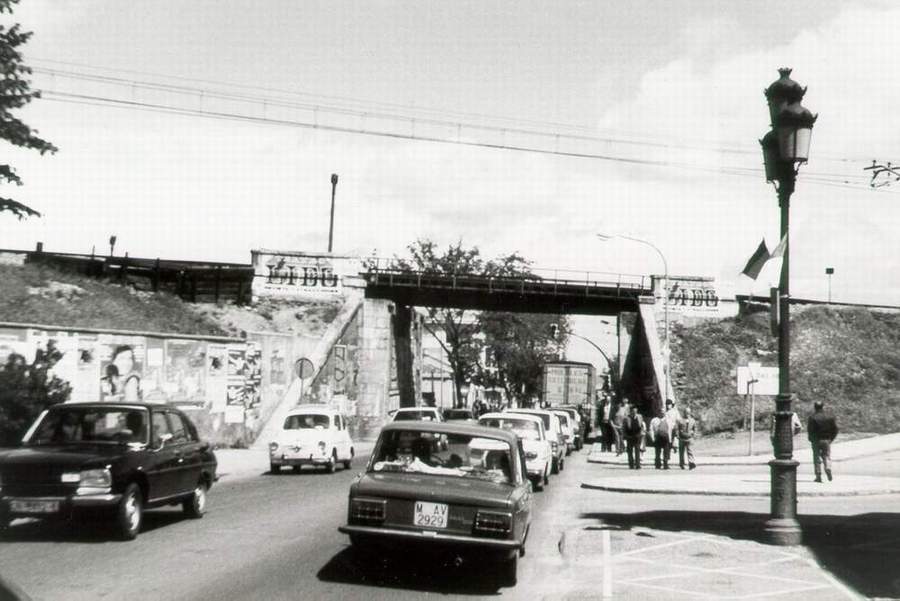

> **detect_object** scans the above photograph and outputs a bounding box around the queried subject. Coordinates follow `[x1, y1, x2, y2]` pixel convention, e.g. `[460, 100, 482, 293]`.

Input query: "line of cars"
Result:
[338, 402, 586, 586]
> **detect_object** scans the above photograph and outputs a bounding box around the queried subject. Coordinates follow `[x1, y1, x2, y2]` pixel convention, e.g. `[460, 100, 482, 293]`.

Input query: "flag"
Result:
[770, 234, 788, 258]
[741, 239, 770, 280]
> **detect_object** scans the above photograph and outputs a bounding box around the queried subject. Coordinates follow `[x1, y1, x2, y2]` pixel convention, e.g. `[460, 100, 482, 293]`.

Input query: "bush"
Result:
[0, 342, 71, 446]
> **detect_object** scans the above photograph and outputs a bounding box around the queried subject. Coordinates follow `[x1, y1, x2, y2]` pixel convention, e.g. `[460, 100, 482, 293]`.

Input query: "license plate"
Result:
[10, 499, 60, 514]
[414, 501, 448, 529]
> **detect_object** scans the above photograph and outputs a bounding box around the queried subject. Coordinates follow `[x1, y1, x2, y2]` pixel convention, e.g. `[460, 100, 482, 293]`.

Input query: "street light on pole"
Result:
[760, 67, 817, 546]
[328, 173, 338, 253]
[597, 233, 669, 400]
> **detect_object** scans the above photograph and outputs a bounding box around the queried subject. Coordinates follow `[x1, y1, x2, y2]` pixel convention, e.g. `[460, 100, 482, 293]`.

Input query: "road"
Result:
[2, 448, 898, 600]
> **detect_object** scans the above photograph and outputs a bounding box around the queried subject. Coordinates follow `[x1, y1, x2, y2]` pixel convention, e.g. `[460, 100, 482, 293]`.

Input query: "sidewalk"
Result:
[583, 433, 900, 497]
[214, 441, 376, 482]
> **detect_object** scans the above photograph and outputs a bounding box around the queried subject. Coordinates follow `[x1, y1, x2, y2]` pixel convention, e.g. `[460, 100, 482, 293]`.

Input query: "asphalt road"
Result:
[2, 448, 898, 600]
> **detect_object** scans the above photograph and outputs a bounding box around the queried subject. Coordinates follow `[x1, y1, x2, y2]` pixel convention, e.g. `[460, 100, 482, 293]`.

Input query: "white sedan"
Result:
[268, 405, 355, 474]
[478, 412, 552, 491]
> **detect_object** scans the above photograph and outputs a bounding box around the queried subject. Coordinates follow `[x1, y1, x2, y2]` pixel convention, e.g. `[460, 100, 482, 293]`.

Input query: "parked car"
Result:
[268, 405, 355, 474]
[549, 409, 575, 455]
[554, 406, 584, 450]
[338, 421, 533, 586]
[442, 408, 476, 422]
[505, 408, 565, 473]
[478, 412, 551, 491]
[390, 407, 444, 422]
[0, 402, 217, 540]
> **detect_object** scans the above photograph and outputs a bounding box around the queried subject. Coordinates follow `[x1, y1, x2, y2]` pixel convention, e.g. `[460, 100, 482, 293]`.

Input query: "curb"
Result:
[0, 575, 31, 601]
[580, 477, 900, 498]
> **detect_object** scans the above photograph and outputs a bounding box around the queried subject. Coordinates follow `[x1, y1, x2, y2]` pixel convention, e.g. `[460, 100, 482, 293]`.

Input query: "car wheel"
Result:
[532, 475, 544, 492]
[325, 450, 337, 474]
[560, 457, 565, 471]
[270, 463, 281, 474]
[292, 465, 303, 474]
[499, 552, 518, 587]
[543, 464, 550, 486]
[182, 480, 207, 519]
[551, 457, 559, 475]
[116, 483, 143, 541]
[343, 448, 354, 469]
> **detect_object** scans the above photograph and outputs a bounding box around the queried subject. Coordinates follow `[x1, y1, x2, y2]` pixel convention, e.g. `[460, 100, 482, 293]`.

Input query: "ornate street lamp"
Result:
[759, 68, 816, 546]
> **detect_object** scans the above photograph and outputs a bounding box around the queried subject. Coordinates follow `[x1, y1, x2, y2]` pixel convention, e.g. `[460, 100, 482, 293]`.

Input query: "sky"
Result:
[3, 0, 900, 364]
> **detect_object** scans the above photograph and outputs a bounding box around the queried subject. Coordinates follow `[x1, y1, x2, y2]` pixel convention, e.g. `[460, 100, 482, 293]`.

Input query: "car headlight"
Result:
[551, 441, 558, 452]
[269, 442, 279, 453]
[79, 468, 112, 488]
[318, 441, 327, 454]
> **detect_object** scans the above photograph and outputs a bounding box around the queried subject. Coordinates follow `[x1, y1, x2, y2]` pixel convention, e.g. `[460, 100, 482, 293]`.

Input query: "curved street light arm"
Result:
[566, 332, 614, 371]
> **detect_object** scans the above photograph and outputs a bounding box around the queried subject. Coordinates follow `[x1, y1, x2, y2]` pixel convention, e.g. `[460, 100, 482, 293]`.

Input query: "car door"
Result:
[340, 415, 353, 458]
[170, 410, 204, 493]
[146, 410, 180, 501]
[164, 410, 194, 495]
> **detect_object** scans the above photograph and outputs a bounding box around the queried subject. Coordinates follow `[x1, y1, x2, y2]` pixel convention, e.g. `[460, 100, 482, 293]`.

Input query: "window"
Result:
[152, 412, 170, 447]
[333, 415, 341, 429]
[167, 412, 188, 444]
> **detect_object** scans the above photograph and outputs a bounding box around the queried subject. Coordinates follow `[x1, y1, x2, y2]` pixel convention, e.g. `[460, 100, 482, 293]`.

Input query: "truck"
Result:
[541, 361, 596, 407]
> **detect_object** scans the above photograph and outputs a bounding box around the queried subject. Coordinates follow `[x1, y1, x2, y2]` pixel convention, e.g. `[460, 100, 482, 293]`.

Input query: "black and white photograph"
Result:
[1, 1, 899, 599]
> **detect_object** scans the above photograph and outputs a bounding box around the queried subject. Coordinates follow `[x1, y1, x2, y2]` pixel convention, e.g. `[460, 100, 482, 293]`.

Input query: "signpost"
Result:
[737, 363, 779, 455]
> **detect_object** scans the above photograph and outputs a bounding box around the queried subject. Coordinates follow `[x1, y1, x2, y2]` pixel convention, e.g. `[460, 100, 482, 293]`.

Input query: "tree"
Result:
[1, 0, 57, 219]
[395, 239, 532, 408]
[0, 341, 71, 446]
[475, 312, 570, 407]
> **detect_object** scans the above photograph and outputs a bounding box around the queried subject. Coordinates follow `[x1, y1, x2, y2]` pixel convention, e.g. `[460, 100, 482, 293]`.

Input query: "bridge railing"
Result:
[362, 257, 652, 295]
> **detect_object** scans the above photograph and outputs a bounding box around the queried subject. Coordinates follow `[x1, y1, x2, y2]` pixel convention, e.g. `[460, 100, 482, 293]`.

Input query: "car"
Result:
[549, 409, 575, 455]
[338, 421, 533, 586]
[505, 408, 566, 473]
[442, 408, 476, 422]
[0, 402, 217, 540]
[390, 406, 444, 422]
[554, 406, 584, 450]
[478, 412, 552, 491]
[268, 405, 355, 474]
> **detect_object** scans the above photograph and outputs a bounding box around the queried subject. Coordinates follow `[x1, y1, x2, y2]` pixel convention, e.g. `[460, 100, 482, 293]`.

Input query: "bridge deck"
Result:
[362, 269, 650, 315]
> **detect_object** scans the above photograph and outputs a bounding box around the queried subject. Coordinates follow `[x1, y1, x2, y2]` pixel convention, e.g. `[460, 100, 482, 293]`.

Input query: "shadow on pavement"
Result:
[582, 509, 900, 599]
[0, 508, 189, 544]
[317, 545, 503, 596]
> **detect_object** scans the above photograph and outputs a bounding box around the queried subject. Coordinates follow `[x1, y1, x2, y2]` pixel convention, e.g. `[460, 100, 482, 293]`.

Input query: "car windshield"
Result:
[510, 411, 550, 431]
[443, 409, 473, 420]
[393, 410, 437, 421]
[555, 414, 569, 427]
[25, 406, 149, 446]
[480, 417, 541, 441]
[283, 414, 330, 429]
[371, 429, 514, 484]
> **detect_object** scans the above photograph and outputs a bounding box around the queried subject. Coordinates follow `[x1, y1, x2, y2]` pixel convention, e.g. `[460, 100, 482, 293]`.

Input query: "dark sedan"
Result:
[338, 421, 533, 586]
[0, 402, 217, 540]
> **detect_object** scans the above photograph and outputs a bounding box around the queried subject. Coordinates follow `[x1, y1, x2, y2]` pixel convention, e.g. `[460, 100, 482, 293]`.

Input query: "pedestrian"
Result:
[611, 400, 626, 456]
[807, 401, 838, 482]
[600, 395, 613, 451]
[664, 398, 680, 459]
[676, 406, 697, 470]
[649, 411, 671, 469]
[622, 404, 645, 469]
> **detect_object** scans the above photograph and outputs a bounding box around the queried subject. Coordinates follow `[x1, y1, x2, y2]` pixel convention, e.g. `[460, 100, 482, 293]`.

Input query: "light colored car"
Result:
[549, 409, 575, 455]
[554, 406, 584, 450]
[505, 409, 565, 473]
[268, 405, 355, 474]
[390, 407, 444, 422]
[478, 412, 552, 491]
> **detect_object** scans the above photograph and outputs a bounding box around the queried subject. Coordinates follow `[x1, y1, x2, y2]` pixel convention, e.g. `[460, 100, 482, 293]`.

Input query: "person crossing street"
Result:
[676, 406, 697, 470]
[808, 401, 838, 482]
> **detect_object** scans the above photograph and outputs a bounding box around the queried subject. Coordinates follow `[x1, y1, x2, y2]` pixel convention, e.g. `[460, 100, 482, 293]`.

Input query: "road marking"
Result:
[623, 554, 823, 587]
[602, 528, 612, 598]
[801, 556, 864, 601]
[615, 532, 716, 557]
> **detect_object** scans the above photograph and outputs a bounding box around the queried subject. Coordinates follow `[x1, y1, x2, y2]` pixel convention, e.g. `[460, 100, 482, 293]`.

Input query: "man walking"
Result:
[623, 404, 645, 469]
[599, 395, 613, 451]
[664, 399, 680, 460]
[676, 406, 697, 470]
[649, 411, 671, 469]
[611, 400, 626, 456]
[807, 401, 838, 482]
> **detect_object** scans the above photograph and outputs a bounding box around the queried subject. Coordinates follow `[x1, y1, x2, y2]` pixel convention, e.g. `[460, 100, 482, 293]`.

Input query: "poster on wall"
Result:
[0, 327, 33, 365]
[75, 334, 100, 402]
[46, 331, 78, 395]
[227, 345, 247, 407]
[245, 341, 262, 408]
[98, 335, 146, 402]
[140, 338, 167, 403]
[164, 339, 207, 406]
[207, 343, 228, 412]
[251, 251, 343, 299]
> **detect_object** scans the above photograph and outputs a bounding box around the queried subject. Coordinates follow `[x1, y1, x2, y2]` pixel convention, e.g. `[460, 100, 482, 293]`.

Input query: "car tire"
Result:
[560, 457, 565, 471]
[532, 475, 544, 492]
[551, 457, 559, 474]
[116, 483, 143, 541]
[343, 448, 354, 470]
[499, 552, 518, 587]
[292, 465, 303, 474]
[325, 450, 337, 474]
[182, 480, 207, 519]
[270, 463, 281, 474]
[543, 465, 550, 487]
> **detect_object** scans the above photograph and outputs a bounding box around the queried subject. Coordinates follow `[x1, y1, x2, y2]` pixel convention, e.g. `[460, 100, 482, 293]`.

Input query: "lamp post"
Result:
[598, 233, 669, 400]
[328, 173, 338, 253]
[825, 267, 834, 303]
[760, 67, 817, 546]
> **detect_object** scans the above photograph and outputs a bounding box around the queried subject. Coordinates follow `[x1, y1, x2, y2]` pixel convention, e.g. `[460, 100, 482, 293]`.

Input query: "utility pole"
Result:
[825, 267, 834, 303]
[328, 174, 338, 253]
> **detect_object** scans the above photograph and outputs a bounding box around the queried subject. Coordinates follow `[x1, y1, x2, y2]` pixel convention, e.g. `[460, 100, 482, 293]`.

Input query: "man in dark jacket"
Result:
[623, 404, 645, 469]
[807, 401, 838, 482]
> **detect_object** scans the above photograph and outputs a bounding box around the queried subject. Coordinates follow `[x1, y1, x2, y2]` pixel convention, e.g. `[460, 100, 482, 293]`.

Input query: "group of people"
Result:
[598, 395, 840, 482]
[598, 397, 697, 470]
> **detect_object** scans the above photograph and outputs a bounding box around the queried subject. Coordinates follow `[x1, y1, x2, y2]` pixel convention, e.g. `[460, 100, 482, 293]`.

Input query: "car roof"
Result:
[379, 420, 519, 445]
[286, 405, 340, 415]
[50, 402, 168, 412]
[506, 408, 555, 417]
[394, 406, 440, 412]
[479, 412, 542, 424]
